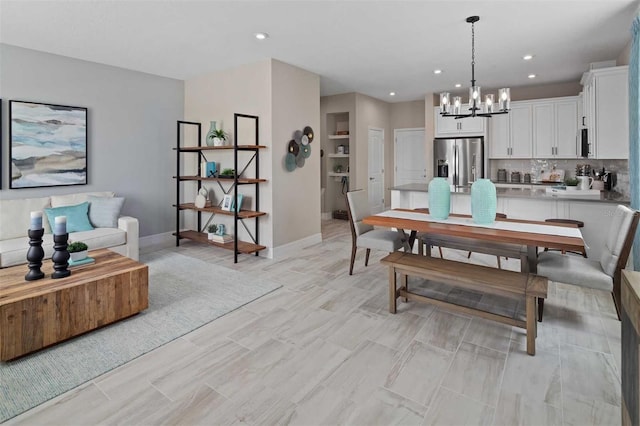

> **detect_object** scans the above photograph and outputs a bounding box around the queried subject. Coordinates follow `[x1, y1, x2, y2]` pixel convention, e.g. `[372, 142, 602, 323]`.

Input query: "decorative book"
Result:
[68, 256, 96, 268]
[209, 234, 233, 243]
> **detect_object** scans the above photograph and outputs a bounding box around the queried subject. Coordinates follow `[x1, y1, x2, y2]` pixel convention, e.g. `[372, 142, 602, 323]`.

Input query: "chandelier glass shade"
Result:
[439, 16, 511, 119]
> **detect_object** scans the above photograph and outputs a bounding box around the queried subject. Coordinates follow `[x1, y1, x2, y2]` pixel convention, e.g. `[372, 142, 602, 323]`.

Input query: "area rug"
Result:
[0, 250, 282, 422]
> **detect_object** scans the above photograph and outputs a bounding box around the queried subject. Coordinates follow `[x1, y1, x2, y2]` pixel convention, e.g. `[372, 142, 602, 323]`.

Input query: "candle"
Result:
[30, 211, 43, 230]
[54, 216, 67, 235]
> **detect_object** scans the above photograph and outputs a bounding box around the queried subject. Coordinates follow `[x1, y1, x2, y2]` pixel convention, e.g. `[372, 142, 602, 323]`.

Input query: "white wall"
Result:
[0, 44, 184, 237]
[271, 59, 321, 248]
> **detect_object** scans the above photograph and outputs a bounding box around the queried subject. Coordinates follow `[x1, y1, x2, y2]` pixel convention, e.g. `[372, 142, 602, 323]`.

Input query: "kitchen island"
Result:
[390, 183, 630, 260]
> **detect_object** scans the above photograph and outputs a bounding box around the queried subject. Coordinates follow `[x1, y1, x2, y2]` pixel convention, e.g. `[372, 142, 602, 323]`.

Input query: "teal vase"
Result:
[205, 121, 217, 146]
[428, 178, 450, 220]
[471, 179, 497, 224]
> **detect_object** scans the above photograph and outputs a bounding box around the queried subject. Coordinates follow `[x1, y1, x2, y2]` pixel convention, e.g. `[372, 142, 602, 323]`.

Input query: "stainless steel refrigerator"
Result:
[434, 137, 485, 187]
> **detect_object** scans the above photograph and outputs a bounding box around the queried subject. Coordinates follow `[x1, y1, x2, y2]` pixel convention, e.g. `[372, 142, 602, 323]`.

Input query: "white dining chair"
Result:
[346, 190, 405, 275]
[536, 204, 639, 320]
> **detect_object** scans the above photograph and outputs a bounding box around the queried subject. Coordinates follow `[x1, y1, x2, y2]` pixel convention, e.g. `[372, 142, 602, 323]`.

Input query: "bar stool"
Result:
[543, 218, 587, 257]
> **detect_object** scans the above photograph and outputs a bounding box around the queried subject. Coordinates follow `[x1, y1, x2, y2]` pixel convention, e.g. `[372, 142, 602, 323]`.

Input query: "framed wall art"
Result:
[10, 100, 87, 189]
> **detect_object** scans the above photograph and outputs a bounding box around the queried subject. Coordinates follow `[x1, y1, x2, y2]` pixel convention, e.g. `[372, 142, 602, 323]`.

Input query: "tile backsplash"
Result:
[489, 158, 629, 195]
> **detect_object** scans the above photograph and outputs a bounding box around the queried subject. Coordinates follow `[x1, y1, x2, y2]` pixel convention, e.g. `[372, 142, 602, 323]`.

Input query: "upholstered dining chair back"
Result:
[346, 190, 373, 237]
[536, 204, 639, 320]
[600, 205, 637, 277]
[345, 189, 405, 275]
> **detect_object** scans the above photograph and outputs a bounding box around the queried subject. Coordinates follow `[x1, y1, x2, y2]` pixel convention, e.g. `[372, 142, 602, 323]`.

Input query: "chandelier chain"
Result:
[471, 20, 475, 85]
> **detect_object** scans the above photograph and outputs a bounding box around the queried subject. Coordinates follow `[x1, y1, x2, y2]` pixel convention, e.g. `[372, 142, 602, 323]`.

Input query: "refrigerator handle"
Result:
[453, 145, 458, 186]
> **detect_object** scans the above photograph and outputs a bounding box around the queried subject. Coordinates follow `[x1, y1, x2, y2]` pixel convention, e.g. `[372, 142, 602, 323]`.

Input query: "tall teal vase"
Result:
[428, 178, 450, 220]
[471, 179, 497, 224]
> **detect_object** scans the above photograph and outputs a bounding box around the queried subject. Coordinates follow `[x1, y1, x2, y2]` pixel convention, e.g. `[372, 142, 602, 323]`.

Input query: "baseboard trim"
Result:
[269, 233, 323, 260]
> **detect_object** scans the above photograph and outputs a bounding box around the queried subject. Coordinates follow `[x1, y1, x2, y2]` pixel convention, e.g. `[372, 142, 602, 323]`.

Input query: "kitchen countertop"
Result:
[390, 183, 630, 204]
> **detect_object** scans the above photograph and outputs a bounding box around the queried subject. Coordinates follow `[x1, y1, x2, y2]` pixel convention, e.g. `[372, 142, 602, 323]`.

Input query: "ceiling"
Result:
[1, 0, 638, 102]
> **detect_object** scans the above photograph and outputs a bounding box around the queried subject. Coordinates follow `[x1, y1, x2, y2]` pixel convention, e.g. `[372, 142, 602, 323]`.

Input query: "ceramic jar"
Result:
[428, 178, 451, 220]
[471, 179, 497, 224]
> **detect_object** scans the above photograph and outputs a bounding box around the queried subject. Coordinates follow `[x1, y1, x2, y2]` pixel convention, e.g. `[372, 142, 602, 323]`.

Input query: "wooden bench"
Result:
[380, 251, 548, 355]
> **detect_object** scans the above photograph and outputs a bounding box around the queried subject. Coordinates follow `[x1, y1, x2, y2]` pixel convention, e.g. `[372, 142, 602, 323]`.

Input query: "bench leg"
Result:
[418, 240, 424, 256]
[389, 266, 397, 314]
[365, 249, 371, 267]
[538, 298, 544, 322]
[526, 296, 536, 356]
[403, 274, 409, 302]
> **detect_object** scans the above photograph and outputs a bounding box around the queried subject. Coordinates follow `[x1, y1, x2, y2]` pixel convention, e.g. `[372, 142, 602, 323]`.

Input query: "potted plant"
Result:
[207, 224, 218, 240]
[212, 129, 228, 147]
[219, 168, 236, 179]
[68, 241, 89, 261]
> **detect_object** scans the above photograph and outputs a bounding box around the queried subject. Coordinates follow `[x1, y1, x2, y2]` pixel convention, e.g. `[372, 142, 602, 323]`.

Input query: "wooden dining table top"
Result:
[363, 209, 585, 253]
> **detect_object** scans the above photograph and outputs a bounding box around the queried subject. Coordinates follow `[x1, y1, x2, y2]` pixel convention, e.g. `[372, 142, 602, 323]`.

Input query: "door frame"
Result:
[394, 127, 426, 186]
[368, 127, 385, 212]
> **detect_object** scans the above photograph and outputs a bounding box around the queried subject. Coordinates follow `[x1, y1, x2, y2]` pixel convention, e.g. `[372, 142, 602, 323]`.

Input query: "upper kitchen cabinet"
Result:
[434, 107, 485, 137]
[532, 97, 579, 159]
[488, 103, 532, 159]
[581, 66, 629, 159]
[508, 104, 533, 158]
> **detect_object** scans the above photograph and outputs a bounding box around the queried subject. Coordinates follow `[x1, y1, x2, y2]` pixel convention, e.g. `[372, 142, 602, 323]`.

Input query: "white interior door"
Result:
[394, 128, 426, 186]
[368, 128, 384, 214]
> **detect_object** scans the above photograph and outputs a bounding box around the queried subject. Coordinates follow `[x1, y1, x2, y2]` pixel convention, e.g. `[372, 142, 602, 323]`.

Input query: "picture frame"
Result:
[10, 100, 88, 189]
[221, 194, 233, 211]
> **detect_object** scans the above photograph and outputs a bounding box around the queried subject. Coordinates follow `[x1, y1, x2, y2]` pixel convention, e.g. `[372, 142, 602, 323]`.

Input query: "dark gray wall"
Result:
[0, 44, 184, 236]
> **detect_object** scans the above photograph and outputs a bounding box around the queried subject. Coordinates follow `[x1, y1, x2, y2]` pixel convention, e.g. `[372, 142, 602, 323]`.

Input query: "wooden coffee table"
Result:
[0, 249, 148, 361]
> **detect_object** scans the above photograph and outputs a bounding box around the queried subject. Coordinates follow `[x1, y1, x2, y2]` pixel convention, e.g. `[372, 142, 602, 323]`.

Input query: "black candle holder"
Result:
[51, 233, 71, 279]
[25, 228, 45, 281]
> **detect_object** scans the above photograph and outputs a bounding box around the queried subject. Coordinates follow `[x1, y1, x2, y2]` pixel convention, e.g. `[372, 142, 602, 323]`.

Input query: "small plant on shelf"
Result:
[212, 129, 228, 147]
[219, 168, 236, 178]
[207, 224, 218, 240]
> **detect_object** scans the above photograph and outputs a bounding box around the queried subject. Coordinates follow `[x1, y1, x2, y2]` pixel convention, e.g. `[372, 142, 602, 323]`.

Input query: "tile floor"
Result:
[8, 220, 622, 425]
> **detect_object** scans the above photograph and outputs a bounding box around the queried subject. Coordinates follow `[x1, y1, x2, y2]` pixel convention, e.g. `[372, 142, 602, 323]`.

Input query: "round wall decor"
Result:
[284, 125, 314, 172]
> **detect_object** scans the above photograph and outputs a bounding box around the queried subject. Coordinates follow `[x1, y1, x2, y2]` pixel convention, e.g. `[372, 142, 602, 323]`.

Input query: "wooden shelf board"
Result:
[328, 172, 349, 177]
[175, 203, 267, 218]
[327, 154, 349, 158]
[175, 176, 267, 184]
[328, 135, 350, 140]
[176, 145, 267, 152]
[174, 230, 266, 254]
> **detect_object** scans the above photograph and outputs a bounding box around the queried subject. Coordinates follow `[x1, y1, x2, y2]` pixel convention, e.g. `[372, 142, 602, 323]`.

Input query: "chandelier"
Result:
[439, 16, 511, 119]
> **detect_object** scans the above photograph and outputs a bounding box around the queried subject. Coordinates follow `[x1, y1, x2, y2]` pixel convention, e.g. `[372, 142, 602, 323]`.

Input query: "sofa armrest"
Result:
[115, 216, 139, 261]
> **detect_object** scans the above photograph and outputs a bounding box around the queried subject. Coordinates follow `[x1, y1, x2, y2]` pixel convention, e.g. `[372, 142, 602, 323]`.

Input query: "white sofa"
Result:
[0, 191, 139, 268]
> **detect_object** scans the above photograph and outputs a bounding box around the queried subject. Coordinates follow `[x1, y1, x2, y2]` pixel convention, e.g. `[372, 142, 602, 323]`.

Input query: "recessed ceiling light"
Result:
[389, 92, 396, 96]
[454, 83, 462, 88]
[255, 32, 269, 40]
[528, 74, 536, 79]
[434, 69, 442, 74]
[523, 54, 534, 60]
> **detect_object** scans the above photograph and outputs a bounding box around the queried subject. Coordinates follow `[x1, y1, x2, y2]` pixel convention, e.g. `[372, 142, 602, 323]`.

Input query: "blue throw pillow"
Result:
[44, 202, 94, 233]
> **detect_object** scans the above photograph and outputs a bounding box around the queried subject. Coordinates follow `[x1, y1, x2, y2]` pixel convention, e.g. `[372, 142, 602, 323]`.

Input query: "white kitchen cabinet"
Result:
[488, 103, 531, 159]
[581, 66, 629, 159]
[434, 108, 485, 137]
[509, 104, 533, 158]
[488, 113, 510, 158]
[532, 97, 579, 159]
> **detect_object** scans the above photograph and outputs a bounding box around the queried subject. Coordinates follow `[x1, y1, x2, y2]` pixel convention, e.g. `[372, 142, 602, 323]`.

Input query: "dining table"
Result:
[363, 209, 586, 275]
